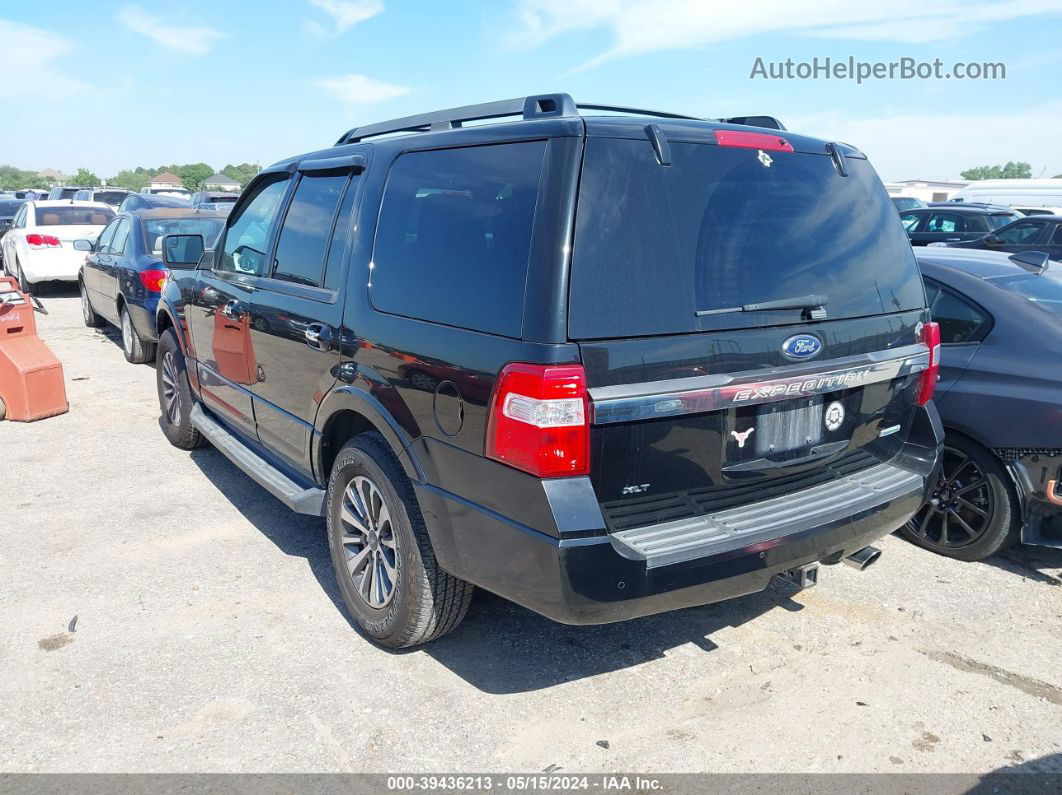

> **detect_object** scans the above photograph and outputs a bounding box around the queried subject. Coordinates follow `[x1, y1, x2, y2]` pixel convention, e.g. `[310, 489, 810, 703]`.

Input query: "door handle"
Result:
[221, 299, 243, 320]
[304, 322, 332, 349]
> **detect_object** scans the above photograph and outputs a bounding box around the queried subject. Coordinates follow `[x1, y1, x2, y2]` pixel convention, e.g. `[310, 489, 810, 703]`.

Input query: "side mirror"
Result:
[984, 235, 1002, 245]
[161, 233, 205, 268]
[72, 239, 93, 252]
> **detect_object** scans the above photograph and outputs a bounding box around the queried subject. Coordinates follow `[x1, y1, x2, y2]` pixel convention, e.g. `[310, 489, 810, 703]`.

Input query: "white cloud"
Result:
[0, 19, 89, 98]
[314, 73, 410, 103]
[306, 0, 383, 35]
[512, 0, 1062, 70]
[787, 103, 1062, 182]
[116, 5, 225, 56]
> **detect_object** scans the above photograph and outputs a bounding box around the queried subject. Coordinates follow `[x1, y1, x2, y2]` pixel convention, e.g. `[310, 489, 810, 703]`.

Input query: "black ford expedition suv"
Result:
[154, 94, 943, 648]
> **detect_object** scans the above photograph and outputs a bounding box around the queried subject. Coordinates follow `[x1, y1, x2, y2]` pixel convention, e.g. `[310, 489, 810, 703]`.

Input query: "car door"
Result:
[186, 170, 292, 437]
[924, 280, 992, 396]
[83, 218, 119, 301]
[984, 219, 1049, 256]
[247, 153, 365, 473]
[96, 218, 131, 320]
[918, 211, 970, 246]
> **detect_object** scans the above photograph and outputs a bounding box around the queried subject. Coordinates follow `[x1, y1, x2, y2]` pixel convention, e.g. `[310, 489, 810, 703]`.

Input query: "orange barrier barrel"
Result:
[0, 276, 68, 422]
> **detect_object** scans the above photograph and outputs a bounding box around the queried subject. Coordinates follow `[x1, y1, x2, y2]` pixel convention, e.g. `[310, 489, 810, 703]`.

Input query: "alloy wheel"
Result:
[121, 310, 134, 355]
[81, 284, 92, 324]
[339, 475, 398, 609]
[160, 351, 182, 426]
[906, 445, 995, 548]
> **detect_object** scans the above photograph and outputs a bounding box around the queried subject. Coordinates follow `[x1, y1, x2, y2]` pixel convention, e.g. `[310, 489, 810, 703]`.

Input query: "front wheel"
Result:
[156, 329, 203, 450]
[326, 432, 473, 648]
[121, 305, 156, 363]
[901, 437, 1019, 561]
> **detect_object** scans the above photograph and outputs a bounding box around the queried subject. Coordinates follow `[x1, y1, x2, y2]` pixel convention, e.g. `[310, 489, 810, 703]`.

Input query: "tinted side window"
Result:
[271, 173, 348, 288]
[997, 221, 1044, 244]
[371, 141, 546, 337]
[323, 178, 358, 292]
[925, 213, 965, 233]
[929, 286, 989, 344]
[109, 219, 131, 256]
[1053, 225, 1062, 245]
[899, 211, 923, 232]
[986, 214, 1017, 230]
[96, 219, 120, 252]
[218, 176, 289, 276]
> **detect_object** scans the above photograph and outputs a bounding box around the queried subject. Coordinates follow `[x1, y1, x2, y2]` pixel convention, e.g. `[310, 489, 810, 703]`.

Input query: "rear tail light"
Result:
[715, 130, 794, 152]
[486, 363, 589, 478]
[916, 321, 940, 406]
[139, 268, 167, 292]
[26, 234, 61, 248]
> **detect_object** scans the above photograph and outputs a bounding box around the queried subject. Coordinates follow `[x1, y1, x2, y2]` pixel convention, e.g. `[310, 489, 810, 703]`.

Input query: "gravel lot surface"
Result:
[2, 286, 1060, 774]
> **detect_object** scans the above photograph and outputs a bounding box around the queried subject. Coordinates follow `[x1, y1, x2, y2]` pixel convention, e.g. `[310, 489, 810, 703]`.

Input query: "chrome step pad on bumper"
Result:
[610, 462, 922, 569]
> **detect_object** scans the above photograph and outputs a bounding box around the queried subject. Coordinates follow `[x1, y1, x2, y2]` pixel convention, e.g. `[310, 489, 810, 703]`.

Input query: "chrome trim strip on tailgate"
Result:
[610, 461, 922, 568]
[588, 344, 929, 425]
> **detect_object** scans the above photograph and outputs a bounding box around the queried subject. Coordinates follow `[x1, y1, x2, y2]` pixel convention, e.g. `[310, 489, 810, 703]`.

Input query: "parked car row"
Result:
[9, 95, 1060, 650]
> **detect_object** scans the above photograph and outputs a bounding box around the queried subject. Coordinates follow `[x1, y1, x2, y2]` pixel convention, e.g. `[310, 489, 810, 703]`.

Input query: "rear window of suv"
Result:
[371, 141, 546, 337]
[569, 137, 926, 338]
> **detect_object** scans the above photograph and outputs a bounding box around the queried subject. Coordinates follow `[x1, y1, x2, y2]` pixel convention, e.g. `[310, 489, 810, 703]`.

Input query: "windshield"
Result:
[569, 138, 926, 338]
[994, 272, 1062, 318]
[36, 206, 114, 225]
[94, 191, 129, 206]
[987, 213, 1019, 229]
[142, 217, 225, 253]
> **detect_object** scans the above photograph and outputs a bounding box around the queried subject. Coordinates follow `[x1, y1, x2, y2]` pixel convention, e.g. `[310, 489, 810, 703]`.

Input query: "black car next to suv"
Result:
[901, 203, 1022, 246]
[154, 94, 943, 647]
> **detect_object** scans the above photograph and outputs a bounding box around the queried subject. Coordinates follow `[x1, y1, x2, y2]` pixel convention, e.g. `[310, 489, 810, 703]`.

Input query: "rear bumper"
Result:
[19, 249, 84, 283]
[416, 403, 943, 625]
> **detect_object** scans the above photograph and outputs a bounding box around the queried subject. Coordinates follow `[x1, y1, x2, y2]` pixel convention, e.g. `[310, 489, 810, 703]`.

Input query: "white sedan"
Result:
[1, 200, 114, 291]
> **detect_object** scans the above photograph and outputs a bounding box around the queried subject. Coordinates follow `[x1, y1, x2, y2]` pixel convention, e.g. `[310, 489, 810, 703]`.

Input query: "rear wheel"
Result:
[901, 436, 1019, 561]
[15, 259, 31, 294]
[120, 305, 156, 363]
[80, 279, 104, 327]
[326, 432, 473, 648]
[156, 328, 203, 450]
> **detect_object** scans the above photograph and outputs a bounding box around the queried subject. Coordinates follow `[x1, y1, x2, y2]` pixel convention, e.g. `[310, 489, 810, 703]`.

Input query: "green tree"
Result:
[109, 168, 156, 191]
[961, 161, 1032, 180]
[71, 168, 100, 187]
[0, 165, 48, 190]
[170, 163, 214, 192]
[221, 162, 261, 189]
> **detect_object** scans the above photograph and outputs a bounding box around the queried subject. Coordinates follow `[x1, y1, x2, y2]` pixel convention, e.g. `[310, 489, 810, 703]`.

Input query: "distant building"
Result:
[883, 179, 969, 203]
[37, 168, 69, 186]
[149, 172, 184, 189]
[204, 173, 240, 191]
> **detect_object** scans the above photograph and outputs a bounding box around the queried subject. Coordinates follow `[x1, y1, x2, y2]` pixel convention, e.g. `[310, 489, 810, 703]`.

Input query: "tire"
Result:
[120, 304, 156, 363]
[156, 328, 203, 450]
[326, 432, 473, 648]
[408, 370, 439, 392]
[15, 259, 31, 294]
[80, 279, 104, 328]
[901, 435, 1020, 561]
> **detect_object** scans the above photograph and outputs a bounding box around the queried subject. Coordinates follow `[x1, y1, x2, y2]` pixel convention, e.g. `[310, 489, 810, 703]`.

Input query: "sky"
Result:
[2, 0, 1062, 182]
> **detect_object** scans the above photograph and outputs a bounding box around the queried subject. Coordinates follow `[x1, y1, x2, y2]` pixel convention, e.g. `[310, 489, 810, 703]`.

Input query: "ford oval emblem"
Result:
[782, 334, 823, 361]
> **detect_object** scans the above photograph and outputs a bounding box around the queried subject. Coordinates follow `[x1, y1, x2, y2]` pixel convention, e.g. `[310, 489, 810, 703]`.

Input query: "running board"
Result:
[190, 404, 326, 516]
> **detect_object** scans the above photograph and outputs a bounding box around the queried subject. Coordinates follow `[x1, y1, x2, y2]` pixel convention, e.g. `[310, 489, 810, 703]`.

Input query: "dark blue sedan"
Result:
[905, 247, 1062, 560]
[76, 209, 225, 362]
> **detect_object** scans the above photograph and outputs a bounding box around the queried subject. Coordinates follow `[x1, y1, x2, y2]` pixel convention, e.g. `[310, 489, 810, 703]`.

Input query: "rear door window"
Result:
[270, 173, 348, 288]
[899, 211, 923, 232]
[370, 141, 546, 337]
[569, 138, 924, 338]
[928, 285, 990, 343]
[925, 213, 965, 233]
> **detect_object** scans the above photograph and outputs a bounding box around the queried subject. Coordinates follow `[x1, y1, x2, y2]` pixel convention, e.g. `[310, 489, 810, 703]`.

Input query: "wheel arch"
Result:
[155, 303, 186, 354]
[314, 386, 424, 486]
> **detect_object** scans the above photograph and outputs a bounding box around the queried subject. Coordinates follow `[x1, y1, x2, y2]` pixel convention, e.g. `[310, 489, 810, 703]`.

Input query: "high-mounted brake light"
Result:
[715, 130, 794, 152]
[916, 322, 940, 406]
[486, 363, 589, 478]
[139, 268, 167, 292]
[26, 234, 61, 248]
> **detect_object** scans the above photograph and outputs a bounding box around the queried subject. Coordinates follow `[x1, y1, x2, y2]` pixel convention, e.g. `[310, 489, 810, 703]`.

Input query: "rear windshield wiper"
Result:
[695, 294, 828, 319]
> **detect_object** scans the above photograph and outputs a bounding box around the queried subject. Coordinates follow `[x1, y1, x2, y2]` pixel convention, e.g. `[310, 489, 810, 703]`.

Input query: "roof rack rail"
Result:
[335, 94, 786, 145]
[335, 93, 711, 145]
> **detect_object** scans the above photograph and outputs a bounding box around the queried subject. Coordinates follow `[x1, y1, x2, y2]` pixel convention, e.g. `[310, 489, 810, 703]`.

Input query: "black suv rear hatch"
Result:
[569, 124, 929, 531]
